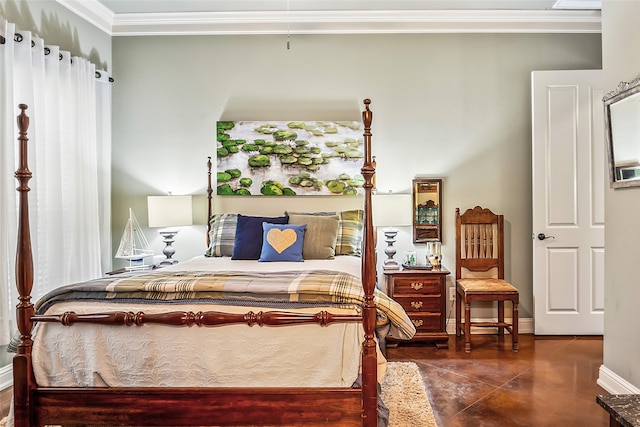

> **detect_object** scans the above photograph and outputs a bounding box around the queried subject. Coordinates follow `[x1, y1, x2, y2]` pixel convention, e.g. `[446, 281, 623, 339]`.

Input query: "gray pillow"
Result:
[288, 214, 340, 259]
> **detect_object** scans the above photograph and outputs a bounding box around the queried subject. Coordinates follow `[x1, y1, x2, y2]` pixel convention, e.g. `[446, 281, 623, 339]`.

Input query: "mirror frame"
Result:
[604, 78, 640, 189]
[412, 178, 442, 243]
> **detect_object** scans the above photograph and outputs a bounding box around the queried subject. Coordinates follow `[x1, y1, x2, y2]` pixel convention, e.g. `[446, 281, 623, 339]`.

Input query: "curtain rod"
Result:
[12, 32, 114, 82]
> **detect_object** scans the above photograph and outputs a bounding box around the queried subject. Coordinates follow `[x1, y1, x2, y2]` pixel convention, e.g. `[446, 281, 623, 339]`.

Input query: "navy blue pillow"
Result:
[259, 223, 306, 262]
[231, 214, 288, 260]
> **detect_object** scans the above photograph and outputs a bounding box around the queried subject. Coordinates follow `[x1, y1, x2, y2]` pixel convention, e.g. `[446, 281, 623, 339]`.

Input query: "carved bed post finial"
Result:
[13, 104, 36, 427]
[360, 98, 378, 426]
[15, 103, 34, 348]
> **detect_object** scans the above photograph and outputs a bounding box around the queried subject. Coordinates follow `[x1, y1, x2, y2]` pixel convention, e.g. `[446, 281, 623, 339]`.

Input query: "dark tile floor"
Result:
[0, 335, 610, 424]
[386, 334, 609, 427]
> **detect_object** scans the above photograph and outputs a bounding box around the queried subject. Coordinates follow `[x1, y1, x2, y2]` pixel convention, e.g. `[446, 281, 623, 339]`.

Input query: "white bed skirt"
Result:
[33, 302, 386, 388]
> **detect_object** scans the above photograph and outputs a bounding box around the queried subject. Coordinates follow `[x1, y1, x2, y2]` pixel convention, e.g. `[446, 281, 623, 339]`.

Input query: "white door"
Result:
[531, 70, 605, 335]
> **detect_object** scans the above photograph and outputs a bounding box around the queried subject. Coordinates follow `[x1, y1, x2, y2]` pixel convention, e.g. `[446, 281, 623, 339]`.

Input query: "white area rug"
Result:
[0, 361, 436, 427]
[383, 361, 438, 427]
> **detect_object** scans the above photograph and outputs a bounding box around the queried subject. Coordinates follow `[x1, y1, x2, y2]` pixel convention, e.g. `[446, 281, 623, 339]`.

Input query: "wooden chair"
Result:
[455, 206, 519, 353]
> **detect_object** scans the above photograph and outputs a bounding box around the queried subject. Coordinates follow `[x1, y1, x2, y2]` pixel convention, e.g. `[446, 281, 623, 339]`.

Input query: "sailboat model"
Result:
[115, 208, 154, 270]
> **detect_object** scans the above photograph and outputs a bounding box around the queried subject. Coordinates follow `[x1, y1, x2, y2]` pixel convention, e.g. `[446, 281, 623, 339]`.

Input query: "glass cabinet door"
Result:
[412, 178, 442, 243]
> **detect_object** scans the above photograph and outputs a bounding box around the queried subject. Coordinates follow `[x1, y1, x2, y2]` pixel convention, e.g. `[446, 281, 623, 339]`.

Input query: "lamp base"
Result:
[159, 229, 179, 265]
[157, 258, 178, 267]
[383, 259, 401, 270]
[383, 228, 400, 270]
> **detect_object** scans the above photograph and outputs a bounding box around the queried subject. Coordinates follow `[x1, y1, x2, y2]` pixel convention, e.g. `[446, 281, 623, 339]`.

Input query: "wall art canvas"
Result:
[216, 120, 364, 196]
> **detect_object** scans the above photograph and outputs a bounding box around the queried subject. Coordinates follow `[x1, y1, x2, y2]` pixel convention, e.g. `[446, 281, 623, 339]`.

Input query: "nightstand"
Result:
[384, 266, 450, 348]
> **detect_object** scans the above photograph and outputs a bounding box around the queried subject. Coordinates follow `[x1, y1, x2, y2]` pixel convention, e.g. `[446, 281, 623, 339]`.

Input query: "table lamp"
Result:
[372, 192, 412, 270]
[147, 195, 193, 266]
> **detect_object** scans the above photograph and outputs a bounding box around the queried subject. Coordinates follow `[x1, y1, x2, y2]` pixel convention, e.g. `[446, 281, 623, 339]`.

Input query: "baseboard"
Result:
[0, 364, 12, 391]
[445, 317, 533, 335]
[597, 365, 640, 394]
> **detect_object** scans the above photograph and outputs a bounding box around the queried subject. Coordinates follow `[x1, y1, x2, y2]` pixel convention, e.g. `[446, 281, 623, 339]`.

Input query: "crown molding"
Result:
[111, 10, 601, 36]
[553, 0, 601, 9]
[56, 0, 114, 34]
[57, 1, 601, 36]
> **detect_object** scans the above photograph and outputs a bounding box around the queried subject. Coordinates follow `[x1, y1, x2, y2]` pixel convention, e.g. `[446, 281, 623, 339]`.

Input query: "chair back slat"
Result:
[487, 224, 494, 259]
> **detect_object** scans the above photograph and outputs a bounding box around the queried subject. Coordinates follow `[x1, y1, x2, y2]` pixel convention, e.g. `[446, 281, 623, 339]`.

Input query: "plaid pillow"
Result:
[205, 213, 238, 257]
[335, 209, 364, 256]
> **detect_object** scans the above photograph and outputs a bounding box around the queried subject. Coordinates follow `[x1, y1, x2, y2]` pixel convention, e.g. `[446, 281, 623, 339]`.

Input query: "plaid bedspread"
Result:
[35, 269, 416, 340]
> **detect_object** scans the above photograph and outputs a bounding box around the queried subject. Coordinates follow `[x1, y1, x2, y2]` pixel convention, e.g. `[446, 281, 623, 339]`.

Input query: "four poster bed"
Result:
[10, 100, 415, 427]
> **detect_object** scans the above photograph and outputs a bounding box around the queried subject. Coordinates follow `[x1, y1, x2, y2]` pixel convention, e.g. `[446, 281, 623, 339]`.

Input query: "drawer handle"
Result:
[410, 282, 424, 291]
[410, 301, 423, 309]
[412, 319, 424, 328]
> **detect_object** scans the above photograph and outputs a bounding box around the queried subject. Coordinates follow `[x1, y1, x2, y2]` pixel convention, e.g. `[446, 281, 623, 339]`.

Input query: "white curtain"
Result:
[0, 18, 112, 346]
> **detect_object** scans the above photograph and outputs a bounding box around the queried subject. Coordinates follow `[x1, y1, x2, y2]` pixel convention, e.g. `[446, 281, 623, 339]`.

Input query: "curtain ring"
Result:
[44, 47, 50, 55]
[14, 33, 23, 42]
[31, 40, 34, 48]
[95, 71, 101, 78]
[0, 35, 5, 45]
[108, 77, 114, 83]
[59, 53, 63, 60]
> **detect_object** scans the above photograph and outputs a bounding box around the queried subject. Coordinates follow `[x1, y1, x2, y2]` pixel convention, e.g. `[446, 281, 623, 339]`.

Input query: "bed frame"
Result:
[12, 100, 379, 426]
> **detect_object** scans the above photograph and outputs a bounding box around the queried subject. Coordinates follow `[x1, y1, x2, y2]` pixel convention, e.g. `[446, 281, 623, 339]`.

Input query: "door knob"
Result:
[537, 233, 555, 241]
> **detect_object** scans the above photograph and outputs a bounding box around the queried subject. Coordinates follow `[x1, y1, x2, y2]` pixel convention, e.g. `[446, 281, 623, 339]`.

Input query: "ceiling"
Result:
[58, 0, 602, 36]
[95, 1, 600, 14]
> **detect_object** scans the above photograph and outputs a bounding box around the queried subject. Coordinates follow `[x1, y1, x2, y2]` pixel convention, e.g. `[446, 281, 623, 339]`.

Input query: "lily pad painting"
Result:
[216, 120, 365, 196]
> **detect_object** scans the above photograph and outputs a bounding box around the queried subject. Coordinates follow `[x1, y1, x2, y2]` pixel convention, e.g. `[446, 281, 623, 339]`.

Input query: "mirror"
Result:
[412, 178, 442, 243]
[604, 78, 640, 188]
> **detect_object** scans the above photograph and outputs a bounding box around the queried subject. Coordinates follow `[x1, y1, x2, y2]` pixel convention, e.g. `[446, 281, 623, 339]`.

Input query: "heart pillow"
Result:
[259, 223, 306, 262]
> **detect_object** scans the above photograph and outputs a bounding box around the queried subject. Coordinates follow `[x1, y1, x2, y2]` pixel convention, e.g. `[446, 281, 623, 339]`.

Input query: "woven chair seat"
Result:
[457, 278, 518, 293]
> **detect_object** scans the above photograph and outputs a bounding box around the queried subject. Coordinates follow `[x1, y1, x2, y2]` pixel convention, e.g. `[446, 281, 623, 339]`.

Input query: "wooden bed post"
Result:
[206, 156, 213, 248]
[13, 104, 35, 427]
[360, 99, 378, 427]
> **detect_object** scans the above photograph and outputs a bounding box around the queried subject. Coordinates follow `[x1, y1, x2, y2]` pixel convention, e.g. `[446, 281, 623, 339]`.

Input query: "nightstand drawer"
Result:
[408, 312, 442, 332]
[392, 277, 441, 295]
[394, 296, 441, 312]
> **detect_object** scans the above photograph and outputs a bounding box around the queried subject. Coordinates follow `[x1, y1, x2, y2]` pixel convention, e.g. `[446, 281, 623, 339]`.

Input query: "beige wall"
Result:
[601, 0, 640, 390]
[0, 0, 111, 71]
[112, 32, 602, 319]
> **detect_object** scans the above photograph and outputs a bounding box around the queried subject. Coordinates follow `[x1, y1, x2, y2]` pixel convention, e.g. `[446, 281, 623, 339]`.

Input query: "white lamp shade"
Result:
[147, 195, 193, 228]
[372, 193, 412, 227]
